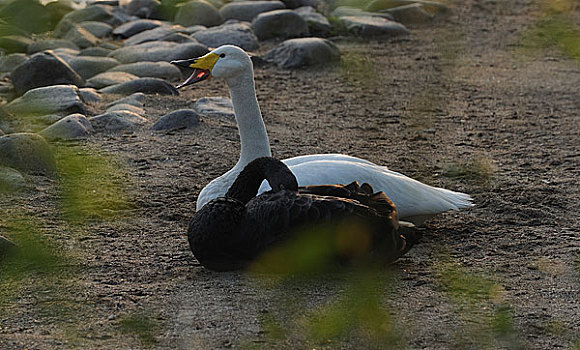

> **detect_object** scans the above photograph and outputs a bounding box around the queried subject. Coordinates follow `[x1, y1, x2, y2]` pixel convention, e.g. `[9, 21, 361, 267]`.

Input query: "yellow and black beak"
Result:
[171, 52, 220, 89]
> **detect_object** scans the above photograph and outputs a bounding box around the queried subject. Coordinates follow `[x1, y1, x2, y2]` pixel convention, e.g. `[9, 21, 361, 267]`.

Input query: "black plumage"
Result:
[188, 157, 418, 271]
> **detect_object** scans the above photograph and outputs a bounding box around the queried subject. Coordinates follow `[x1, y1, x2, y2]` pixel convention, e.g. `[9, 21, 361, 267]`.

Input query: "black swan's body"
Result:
[188, 157, 418, 271]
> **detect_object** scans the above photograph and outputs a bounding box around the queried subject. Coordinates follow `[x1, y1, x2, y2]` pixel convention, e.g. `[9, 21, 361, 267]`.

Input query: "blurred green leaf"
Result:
[118, 311, 161, 347]
[54, 144, 133, 223]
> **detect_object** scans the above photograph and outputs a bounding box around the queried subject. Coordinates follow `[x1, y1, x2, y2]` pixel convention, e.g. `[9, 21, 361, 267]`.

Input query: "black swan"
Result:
[188, 157, 419, 272]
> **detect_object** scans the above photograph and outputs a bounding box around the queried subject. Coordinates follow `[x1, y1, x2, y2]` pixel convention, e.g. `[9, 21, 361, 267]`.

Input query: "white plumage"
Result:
[172, 45, 473, 225]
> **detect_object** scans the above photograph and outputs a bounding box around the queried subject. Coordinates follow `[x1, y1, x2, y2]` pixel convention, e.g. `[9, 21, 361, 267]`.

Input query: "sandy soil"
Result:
[1, 0, 579, 349]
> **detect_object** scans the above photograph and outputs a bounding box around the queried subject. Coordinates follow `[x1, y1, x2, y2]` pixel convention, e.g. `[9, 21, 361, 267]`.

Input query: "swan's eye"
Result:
[219, 53, 226, 58]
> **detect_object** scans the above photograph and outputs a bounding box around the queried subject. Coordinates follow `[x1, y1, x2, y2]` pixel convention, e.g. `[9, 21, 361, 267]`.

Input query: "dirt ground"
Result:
[1, 0, 579, 349]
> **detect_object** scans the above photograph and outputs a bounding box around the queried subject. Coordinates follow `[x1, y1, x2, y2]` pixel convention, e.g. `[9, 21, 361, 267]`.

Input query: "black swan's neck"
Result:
[226, 157, 298, 204]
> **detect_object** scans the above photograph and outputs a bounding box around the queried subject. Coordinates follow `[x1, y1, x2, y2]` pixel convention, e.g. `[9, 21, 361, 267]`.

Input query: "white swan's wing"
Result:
[282, 153, 376, 167]
[256, 158, 473, 222]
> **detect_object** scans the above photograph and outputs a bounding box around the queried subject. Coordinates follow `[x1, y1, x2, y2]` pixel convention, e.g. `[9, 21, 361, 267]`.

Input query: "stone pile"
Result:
[0, 0, 450, 190]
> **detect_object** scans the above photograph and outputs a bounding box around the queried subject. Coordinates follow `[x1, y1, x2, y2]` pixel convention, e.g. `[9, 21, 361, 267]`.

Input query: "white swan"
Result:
[171, 45, 473, 225]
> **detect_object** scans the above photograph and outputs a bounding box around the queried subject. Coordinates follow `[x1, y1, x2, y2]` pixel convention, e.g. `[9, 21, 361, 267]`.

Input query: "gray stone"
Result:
[109, 61, 182, 81]
[295, 6, 331, 37]
[0, 233, 18, 257]
[193, 97, 233, 119]
[51, 48, 81, 61]
[0, 128, 4, 136]
[0, 133, 56, 176]
[78, 21, 114, 38]
[338, 16, 409, 37]
[87, 71, 140, 89]
[264, 37, 339, 68]
[108, 41, 208, 64]
[185, 25, 207, 34]
[219, 1, 286, 22]
[0, 53, 28, 73]
[386, 3, 433, 25]
[54, 5, 115, 37]
[5, 85, 86, 116]
[0, 166, 27, 193]
[252, 10, 309, 41]
[123, 25, 189, 46]
[39, 114, 95, 140]
[64, 24, 101, 49]
[330, 6, 394, 20]
[106, 93, 146, 108]
[153, 109, 199, 131]
[99, 77, 178, 95]
[10, 51, 85, 96]
[90, 111, 148, 132]
[365, 0, 450, 15]
[0, 35, 33, 54]
[193, 22, 259, 51]
[68, 56, 120, 79]
[111, 19, 164, 38]
[80, 46, 113, 57]
[78, 88, 103, 104]
[125, 0, 161, 18]
[174, 0, 223, 27]
[106, 103, 145, 115]
[27, 39, 80, 54]
[281, 0, 320, 9]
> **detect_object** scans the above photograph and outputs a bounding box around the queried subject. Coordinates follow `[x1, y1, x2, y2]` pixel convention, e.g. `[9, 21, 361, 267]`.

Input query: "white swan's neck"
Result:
[226, 71, 271, 170]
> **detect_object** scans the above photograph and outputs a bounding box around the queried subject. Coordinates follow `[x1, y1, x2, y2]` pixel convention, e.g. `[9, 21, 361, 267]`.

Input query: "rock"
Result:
[0, 133, 56, 176]
[252, 10, 309, 41]
[108, 41, 208, 64]
[10, 51, 85, 96]
[5, 85, 86, 116]
[0, 166, 27, 193]
[27, 39, 80, 54]
[386, 3, 433, 25]
[106, 103, 145, 115]
[280, 0, 320, 9]
[0, 53, 28, 73]
[80, 46, 113, 57]
[153, 109, 199, 131]
[0, 35, 34, 54]
[68, 56, 120, 79]
[111, 19, 164, 38]
[0, 233, 18, 257]
[64, 24, 101, 49]
[219, 1, 286, 22]
[78, 88, 103, 104]
[295, 6, 330, 37]
[0, 128, 4, 136]
[99, 77, 178, 95]
[365, 0, 450, 15]
[106, 92, 146, 108]
[125, 0, 161, 18]
[193, 97, 233, 119]
[185, 25, 207, 34]
[264, 38, 339, 68]
[54, 5, 115, 37]
[193, 22, 259, 52]
[338, 16, 409, 37]
[174, 0, 223, 27]
[78, 21, 114, 38]
[330, 6, 393, 20]
[90, 110, 148, 132]
[51, 48, 81, 62]
[109, 62, 182, 81]
[87, 71, 140, 89]
[39, 114, 95, 140]
[123, 24, 188, 46]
